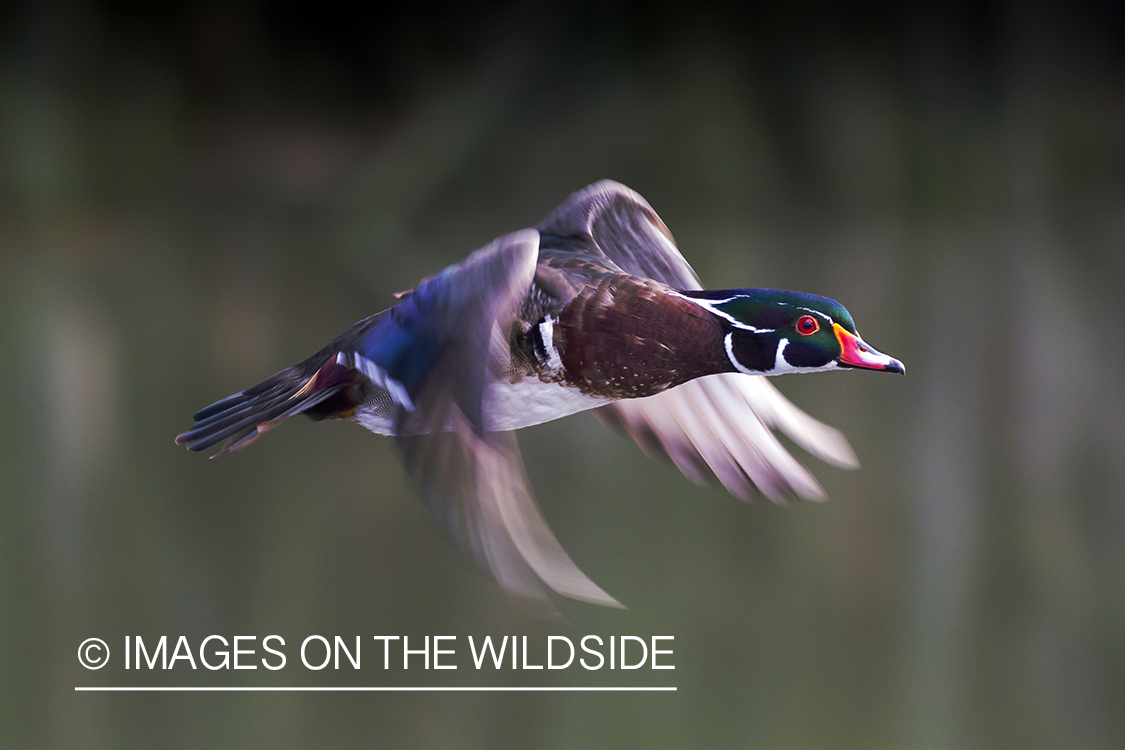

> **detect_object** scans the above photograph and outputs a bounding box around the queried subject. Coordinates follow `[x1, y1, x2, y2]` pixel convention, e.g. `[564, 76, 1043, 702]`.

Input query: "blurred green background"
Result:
[3, 1, 1124, 748]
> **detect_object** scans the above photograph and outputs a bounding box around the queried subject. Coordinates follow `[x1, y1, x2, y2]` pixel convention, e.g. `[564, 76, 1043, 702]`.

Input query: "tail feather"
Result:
[205, 385, 345, 457]
[187, 394, 274, 434]
[176, 360, 358, 456]
[192, 392, 251, 422]
[177, 391, 312, 453]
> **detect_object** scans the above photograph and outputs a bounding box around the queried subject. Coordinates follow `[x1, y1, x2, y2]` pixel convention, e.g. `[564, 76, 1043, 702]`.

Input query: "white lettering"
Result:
[335, 636, 361, 670]
[548, 636, 574, 669]
[468, 636, 508, 669]
[651, 636, 674, 669]
[619, 636, 648, 669]
[262, 635, 286, 670]
[200, 635, 229, 670]
[301, 636, 331, 670]
[580, 635, 605, 670]
[168, 636, 198, 669]
[433, 636, 457, 670]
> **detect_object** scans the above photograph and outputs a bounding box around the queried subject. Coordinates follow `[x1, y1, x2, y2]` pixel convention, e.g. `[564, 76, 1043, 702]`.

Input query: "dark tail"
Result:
[175, 358, 361, 456]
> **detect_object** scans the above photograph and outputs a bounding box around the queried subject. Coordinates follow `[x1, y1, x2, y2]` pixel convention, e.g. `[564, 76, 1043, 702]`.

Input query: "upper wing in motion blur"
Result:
[538, 179, 702, 290]
[378, 229, 620, 612]
[539, 180, 860, 502]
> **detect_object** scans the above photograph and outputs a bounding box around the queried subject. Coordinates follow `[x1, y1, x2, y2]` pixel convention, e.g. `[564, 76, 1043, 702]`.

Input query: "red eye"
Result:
[796, 315, 819, 335]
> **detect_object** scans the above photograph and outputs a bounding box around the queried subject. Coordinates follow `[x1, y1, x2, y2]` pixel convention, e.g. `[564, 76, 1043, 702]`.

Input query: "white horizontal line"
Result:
[76, 686, 676, 692]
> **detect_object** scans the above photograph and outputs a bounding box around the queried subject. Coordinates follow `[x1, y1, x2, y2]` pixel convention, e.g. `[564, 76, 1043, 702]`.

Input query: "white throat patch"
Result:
[724, 332, 758, 375]
[774, 337, 789, 371]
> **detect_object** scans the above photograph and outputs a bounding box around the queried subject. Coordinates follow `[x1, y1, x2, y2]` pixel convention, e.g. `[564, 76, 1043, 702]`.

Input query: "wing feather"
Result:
[537, 179, 701, 290]
[402, 422, 621, 615]
[387, 229, 619, 609]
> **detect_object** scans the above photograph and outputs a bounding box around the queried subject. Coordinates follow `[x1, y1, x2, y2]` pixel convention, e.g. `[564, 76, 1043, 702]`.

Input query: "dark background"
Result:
[3, 1, 1124, 747]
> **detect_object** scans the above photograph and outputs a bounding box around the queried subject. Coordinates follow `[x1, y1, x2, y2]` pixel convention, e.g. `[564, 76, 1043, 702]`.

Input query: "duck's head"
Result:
[683, 288, 905, 376]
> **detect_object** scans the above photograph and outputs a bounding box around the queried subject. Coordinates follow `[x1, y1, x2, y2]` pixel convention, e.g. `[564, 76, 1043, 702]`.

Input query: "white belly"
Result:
[483, 378, 613, 431]
[352, 378, 612, 435]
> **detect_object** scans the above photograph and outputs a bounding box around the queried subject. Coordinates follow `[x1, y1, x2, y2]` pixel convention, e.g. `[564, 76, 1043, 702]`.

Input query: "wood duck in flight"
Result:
[176, 181, 904, 611]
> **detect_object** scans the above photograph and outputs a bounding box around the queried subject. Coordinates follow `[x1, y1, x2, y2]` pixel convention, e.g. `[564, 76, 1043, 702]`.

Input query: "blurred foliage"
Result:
[3, 1, 1124, 748]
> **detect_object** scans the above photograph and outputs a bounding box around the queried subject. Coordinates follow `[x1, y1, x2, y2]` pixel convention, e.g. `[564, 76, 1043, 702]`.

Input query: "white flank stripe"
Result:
[539, 315, 564, 371]
[344, 352, 415, 412]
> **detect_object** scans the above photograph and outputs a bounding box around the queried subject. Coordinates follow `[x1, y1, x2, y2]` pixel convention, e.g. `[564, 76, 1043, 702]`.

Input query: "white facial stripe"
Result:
[539, 315, 564, 371]
[674, 292, 775, 333]
[795, 306, 834, 324]
[338, 351, 416, 412]
[724, 332, 758, 375]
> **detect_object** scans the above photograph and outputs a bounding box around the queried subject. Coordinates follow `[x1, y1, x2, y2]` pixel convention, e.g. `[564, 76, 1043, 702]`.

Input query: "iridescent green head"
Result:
[682, 288, 905, 376]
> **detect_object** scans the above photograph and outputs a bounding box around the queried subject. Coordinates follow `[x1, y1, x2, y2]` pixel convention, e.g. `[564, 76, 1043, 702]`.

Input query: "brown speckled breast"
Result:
[555, 276, 732, 398]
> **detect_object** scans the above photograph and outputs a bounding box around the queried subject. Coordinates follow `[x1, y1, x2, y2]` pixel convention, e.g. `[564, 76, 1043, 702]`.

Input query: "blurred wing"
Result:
[400, 423, 621, 615]
[597, 374, 859, 503]
[353, 229, 539, 428]
[537, 179, 701, 290]
[540, 180, 859, 502]
[377, 229, 619, 610]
